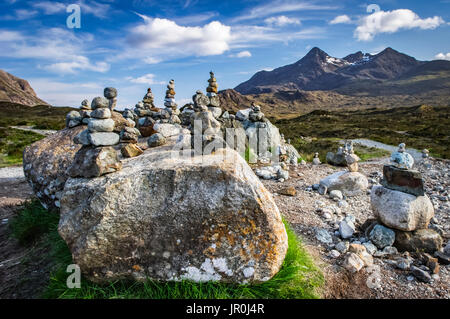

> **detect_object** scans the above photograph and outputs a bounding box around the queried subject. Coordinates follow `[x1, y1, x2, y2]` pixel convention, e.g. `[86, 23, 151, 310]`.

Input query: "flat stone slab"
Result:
[381, 165, 424, 196]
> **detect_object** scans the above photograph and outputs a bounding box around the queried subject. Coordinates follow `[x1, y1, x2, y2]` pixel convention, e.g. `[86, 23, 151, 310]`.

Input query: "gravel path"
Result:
[347, 138, 423, 162]
[0, 166, 25, 182]
[10, 126, 57, 137]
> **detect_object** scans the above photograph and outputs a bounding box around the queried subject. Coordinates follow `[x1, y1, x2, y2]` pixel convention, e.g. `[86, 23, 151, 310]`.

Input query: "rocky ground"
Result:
[260, 157, 450, 299]
[0, 157, 449, 299]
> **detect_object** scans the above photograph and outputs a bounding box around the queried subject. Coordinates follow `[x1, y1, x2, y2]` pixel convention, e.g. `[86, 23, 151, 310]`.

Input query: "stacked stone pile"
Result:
[316, 140, 367, 197]
[206, 71, 222, 118]
[371, 144, 441, 254]
[70, 90, 122, 178]
[120, 126, 143, 158]
[162, 80, 181, 125]
[79, 99, 92, 124]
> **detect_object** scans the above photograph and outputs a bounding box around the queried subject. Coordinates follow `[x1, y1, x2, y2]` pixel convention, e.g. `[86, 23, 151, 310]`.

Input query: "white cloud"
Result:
[265, 15, 301, 26]
[355, 9, 445, 41]
[233, 0, 336, 22]
[435, 53, 450, 61]
[32, 1, 66, 14]
[330, 15, 351, 24]
[0, 28, 109, 74]
[127, 16, 232, 57]
[44, 56, 110, 74]
[126, 74, 165, 85]
[230, 50, 252, 58]
[143, 57, 162, 64]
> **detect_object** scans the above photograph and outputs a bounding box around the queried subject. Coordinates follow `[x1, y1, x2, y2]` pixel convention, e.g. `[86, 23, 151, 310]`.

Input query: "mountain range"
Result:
[0, 70, 49, 106]
[234, 47, 450, 96]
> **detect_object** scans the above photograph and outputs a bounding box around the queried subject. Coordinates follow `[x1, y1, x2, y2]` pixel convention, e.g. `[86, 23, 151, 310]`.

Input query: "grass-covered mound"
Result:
[0, 127, 45, 167]
[10, 200, 323, 299]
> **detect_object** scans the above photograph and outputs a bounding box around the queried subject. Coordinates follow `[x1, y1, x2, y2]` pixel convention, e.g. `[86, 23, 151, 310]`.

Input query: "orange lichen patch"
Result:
[132, 265, 141, 271]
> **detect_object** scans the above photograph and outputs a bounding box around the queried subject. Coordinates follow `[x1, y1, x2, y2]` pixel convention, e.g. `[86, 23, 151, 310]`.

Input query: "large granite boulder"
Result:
[381, 165, 424, 196]
[394, 229, 443, 254]
[370, 185, 434, 231]
[319, 171, 368, 197]
[58, 146, 288, 284]
[23, 126, 85, 210]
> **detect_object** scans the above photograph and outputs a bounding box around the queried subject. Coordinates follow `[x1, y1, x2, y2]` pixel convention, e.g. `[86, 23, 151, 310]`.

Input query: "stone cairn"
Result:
[343, 141, 360, 172]
[206, 71, 222, 119]
[162, 79, 181, 125]
[370, 143, 442, 256]
[69, 90, 122, 178]
[190, 87, 223, 151]
[312, 152, 321, 165]
[79, 99, 92, 124]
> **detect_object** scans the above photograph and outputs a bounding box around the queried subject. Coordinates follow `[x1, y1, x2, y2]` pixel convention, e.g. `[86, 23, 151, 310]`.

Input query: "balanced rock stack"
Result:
[206, 71, 222, 119]
[120, 126, 143, 158]
[66, 110, 82, 128]
[190, 90, 224, 151]
[343, 141, 360, 172]
[143, 88, 158, 111]
[70, 92, 122, 178]
[277, 134, 300, 165]
[248, 103, 265, 122]
[312, 153, 321, 165]
[371, 143, 441, 253]
[162, 80, 181, 124]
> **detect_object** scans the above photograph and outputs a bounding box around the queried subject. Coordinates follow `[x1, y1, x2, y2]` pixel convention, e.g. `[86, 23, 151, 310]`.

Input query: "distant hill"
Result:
[234, 47, 450, 96]
[0, 70, 49, 106]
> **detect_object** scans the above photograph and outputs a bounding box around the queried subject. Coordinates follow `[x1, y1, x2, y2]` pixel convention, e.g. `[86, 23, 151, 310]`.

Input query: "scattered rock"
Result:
[67, 146, 122, 178]
[121, 143, 143, 158]
[339, 217, 355, 239]
[343, 253, 365, 273]
[278, 186, 296, 196]
[394, 229, 443, 254]
[319, 171, 368, 197]
[371, 185, 434, 231]
[147, 133, 166, 148]
[316, 228, 333, 245]
[369, 224, 396, 249]
[410, 266, 432, 283]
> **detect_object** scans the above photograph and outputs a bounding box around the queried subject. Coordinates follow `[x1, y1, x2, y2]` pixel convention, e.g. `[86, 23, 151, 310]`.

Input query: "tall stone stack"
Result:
[190, 88, 224, 151]
[206, 71, 222, 119]
[162, 79, 181, 124]
[70, 93, 122, 178]
[371, 143, 442, 253]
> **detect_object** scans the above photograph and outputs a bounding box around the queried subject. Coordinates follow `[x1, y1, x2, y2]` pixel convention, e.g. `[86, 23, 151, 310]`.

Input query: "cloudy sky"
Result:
[1, 0, 449, 108]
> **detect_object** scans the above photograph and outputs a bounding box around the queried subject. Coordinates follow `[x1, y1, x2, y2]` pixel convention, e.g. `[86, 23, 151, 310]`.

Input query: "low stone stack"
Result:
[66, 110, 82, 128]
[120, 126, 143, 158]
[79, 99, 92, 124]
[312, 153, 321, 165]
[70, 94, 122, 178]
[248, 103, 265, 122]
[371, 144, 442, 254]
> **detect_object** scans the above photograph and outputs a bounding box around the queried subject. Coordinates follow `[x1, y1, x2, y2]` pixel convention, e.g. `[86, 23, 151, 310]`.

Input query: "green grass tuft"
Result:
[0, 128, 45, 167]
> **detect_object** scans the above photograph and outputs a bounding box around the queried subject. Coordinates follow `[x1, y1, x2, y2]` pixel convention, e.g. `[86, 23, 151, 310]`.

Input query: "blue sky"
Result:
[1, 0, 449, 108]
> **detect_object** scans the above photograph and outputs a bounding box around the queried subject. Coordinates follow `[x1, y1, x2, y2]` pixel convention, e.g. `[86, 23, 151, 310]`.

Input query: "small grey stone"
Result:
[104, 87, 117, 99]
[316, 228, 333, 244]
[363, 242, 378, 255]
[369, 224, 396, 249]
[410, 266, 432, 283]
[339, 219, 355, 239]
[91, 96, 109, 109]
[335, 241, 349, 253]
[91, 108, 111, 119]
[88, 132, 119, 146]
[73, 129, 90, 145]
[329, 190, 343, 200]
[147, 133, 166, 147]
[444, 241, 450, 256]
[329, 250, 340, 258]
[88, 119, 115, 133]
